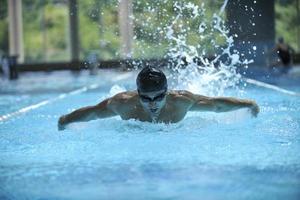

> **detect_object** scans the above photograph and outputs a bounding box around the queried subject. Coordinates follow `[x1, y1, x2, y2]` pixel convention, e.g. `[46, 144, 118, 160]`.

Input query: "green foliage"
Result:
[0, 0, 298, 63]
[0, 0, 8, 55]
[22, 1, 69, 62]
[78, 0, 120, 60]
[275, 0, 300, 52]
[0, 20, 8, 56]
[132, 0, 225, 59]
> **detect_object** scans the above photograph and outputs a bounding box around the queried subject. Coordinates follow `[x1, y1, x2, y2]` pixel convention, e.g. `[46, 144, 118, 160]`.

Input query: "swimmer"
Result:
[268, 37, 295, 73]
[58, 66, 259, 130]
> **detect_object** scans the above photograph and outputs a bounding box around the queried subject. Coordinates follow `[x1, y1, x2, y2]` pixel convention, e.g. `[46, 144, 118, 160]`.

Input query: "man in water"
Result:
[58, 66, 259, 130]
[269, 37, 295, 73]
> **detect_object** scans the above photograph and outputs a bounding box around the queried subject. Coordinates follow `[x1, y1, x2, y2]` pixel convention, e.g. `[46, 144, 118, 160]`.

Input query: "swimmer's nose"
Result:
[148, 101, 157, 107]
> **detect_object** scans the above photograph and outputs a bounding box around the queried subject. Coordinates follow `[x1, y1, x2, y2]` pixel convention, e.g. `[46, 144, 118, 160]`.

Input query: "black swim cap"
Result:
[136, 66, 167, 92]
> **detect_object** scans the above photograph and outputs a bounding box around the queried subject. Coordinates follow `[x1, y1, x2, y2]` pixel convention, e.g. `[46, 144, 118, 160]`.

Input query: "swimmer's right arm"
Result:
[58, 98, 117, 130]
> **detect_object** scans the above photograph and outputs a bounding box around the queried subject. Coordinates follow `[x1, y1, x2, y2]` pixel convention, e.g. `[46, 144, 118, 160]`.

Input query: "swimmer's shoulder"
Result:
[167, 90, 195, 102]
[108, 91, 138, 105]
[168, 90, 209, 102]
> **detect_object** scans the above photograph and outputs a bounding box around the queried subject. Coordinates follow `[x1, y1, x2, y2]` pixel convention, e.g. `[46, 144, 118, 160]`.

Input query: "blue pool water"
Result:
[0, 69, 300, 200]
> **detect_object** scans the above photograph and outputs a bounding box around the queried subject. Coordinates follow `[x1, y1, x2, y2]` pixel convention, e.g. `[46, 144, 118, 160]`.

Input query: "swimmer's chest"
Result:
[159, 107, 187, 123]
[120, 104, 187, 123]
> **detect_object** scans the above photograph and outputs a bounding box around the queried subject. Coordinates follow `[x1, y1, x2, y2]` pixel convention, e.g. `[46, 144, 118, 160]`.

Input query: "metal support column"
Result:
[119, 0, 133, 58]
[8, 0, 24, 63]
[68, 0, 80, 63]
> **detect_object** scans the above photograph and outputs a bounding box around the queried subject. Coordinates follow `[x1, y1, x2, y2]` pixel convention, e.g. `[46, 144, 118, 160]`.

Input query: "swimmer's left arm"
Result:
[189, 94, 259, 117]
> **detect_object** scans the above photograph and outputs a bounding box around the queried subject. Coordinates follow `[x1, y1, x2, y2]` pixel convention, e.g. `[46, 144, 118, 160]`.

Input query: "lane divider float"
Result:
[0, 84, 100, 122]
[244, 78, 300, 97]
[0, 72, 134, 122]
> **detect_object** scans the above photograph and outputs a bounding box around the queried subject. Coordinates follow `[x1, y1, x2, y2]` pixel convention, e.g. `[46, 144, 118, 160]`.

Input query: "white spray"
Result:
[132, 1, 253, 96]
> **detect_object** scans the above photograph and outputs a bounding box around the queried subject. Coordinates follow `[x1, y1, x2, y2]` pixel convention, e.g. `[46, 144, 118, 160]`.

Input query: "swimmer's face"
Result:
[138, 89, 167, 115]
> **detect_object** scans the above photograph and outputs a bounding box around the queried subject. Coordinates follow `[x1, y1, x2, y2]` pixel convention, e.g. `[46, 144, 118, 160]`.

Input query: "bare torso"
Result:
[109, 90, 193, 123]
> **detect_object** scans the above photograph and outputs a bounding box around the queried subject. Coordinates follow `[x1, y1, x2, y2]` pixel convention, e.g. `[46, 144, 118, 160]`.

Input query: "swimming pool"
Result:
[0, 69, 300, 200]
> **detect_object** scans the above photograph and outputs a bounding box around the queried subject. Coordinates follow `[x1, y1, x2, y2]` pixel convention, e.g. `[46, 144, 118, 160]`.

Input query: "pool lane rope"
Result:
[244, 78, 300, 97]
[1, 75, 299, 122]
[0, 84, 100, 122]
[0, 72, 133, 122]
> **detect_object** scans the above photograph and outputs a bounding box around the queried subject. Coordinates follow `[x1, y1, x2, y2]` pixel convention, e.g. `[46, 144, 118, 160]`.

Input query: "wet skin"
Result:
[138, 89, 167, 121]
[58, 90, 259, 130]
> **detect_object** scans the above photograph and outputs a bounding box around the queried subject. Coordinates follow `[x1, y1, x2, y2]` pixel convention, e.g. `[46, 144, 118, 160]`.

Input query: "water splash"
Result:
[133, 1, 253, 96]
[108, 84, 127, 96]
[164, 2, 252, 96]
[219, 0, 229, 14]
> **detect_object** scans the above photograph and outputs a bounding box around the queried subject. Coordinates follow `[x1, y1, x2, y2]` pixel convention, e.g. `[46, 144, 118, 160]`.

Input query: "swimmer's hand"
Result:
[248, 101, 259, 117]
[58, 115, 67, 131]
